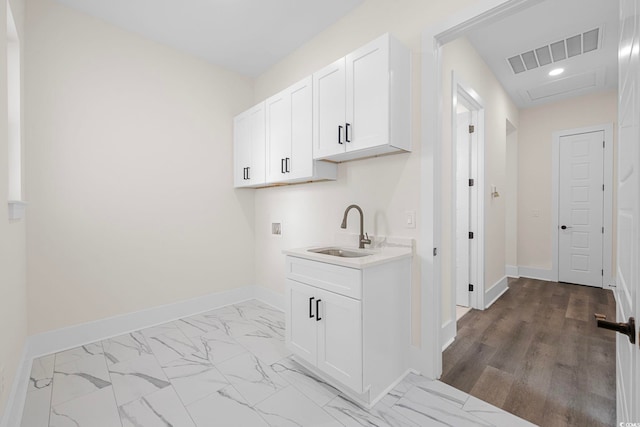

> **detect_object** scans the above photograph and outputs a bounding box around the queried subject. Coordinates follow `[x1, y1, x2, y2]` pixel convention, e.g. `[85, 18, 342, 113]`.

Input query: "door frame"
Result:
[418, 0, 545, 378]
[451, 73, 485, 312]
[551, 124, 614, 287]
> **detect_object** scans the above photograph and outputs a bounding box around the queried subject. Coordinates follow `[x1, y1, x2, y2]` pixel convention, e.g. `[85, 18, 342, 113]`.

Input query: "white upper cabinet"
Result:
[234, 102, 266, 188]
[313, 33, 411, 162]
[266, 76, 337, 184]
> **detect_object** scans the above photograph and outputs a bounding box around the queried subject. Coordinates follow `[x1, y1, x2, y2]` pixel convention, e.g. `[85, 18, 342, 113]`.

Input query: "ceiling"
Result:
[466, 0, 618, 109]
[54, 0, 364, 77]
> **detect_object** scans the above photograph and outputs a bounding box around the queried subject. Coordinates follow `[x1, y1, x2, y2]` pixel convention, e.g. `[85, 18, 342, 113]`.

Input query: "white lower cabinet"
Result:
[285, 255, 410, 407]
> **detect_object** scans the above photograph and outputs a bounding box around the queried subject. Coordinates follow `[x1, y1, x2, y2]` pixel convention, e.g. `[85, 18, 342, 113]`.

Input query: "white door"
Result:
[616, 0, 639, 422]
[558, 131, 604, 287]
[455, 110, 471, 307]
[265, 89, 291, 183]
[285, 280, 317, 366]
[313, 58, 346, 159]
[289, 77, 313, 181]
[345, 35, 389, 153]
[316, 289, 362, 393]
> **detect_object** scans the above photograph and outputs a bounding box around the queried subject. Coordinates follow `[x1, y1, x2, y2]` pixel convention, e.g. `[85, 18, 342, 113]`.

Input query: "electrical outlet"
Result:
[404, 210, 416, 229]
[271, 222, 281, 235]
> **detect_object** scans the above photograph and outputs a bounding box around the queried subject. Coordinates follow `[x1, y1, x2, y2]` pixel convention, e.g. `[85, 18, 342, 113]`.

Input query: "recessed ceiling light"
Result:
[548, 68, 565, 76]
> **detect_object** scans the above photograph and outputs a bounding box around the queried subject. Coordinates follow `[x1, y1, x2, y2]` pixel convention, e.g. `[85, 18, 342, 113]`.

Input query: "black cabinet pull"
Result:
[285, 157, 290, 173]
[309, 297, 315, 319]
[338, 125, 344, 144]
[243, 167, 247, 180]
[281, 158, 285, 174]
[246, 166, 250, 180]
[316, 299, 322, 321]
[346, 123, 351, 142]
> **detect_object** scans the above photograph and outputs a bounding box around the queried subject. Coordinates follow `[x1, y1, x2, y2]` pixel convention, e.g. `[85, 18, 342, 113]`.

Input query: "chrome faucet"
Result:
[340, 204, 371, 249]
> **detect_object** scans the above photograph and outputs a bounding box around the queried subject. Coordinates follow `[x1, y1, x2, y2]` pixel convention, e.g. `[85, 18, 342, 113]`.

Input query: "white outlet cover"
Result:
[405, 210, 416, 229]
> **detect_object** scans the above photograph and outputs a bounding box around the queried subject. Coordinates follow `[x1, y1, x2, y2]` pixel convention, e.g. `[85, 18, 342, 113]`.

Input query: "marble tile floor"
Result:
[20, 299, 535, 427]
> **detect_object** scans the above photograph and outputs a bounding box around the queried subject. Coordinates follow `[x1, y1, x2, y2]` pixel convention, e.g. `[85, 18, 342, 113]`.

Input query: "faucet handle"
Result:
[361, 232, 372, 246]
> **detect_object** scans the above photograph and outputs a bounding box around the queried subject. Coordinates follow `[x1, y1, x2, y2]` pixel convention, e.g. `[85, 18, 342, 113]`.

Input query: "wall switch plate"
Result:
[271, 222, 281, 235]
[405, 210, 416, 229]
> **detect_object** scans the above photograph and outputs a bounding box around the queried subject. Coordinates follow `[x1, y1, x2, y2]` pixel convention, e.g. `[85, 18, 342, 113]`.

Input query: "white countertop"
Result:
[283, 244, 413, 269]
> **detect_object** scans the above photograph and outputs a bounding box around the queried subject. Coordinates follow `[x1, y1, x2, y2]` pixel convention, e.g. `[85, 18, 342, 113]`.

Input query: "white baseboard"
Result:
[0, 345, 29, 427]
[505, 265, 519, 278]
[254, 286, 285, 311]
[1, 285, 284, 427]
[484, 276, 508, 309]
[441, 319, 455, 351]
[517, 266, 555, 282]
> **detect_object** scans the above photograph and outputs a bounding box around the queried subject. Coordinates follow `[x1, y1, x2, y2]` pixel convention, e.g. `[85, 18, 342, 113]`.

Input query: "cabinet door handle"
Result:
[316, 299, 322, 321]
[338, 125, 344, 145]
[309, 297, 315, 319]
[285, 157, 290, 173]
[281, 158, 285, 174]
[243, 167, 247, 180]
[345, 123, 351, 143]
[246, 166, 250, 180]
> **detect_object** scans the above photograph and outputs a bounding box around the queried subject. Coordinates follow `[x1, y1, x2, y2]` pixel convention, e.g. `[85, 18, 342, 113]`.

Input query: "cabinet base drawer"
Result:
[286, 256, 362, 299]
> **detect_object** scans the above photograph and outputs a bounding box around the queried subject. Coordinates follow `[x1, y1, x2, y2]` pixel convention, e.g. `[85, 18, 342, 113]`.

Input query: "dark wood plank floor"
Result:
[441, 277, 616, 427]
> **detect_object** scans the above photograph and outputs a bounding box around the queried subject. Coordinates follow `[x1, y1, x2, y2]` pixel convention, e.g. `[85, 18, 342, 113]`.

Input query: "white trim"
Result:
[421, 0, 543, 379]
[441, 320, 456, 351]
[254, 286, 285, 311]
[505, 265, 519, 278]
[0, 285, 280, 427]
[484, 276, 509, 309]
[551, 123, 614, 287]
[517, 266, 555, 282]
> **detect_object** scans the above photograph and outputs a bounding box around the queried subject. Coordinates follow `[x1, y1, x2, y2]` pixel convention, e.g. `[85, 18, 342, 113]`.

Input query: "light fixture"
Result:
[548, 68, 565, 76]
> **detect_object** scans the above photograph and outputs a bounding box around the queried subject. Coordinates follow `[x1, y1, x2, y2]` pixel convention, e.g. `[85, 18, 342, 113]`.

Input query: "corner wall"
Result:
[24, 0, 255, 335]
[441, 37, 518, 324]
[0, 0, 27, 418]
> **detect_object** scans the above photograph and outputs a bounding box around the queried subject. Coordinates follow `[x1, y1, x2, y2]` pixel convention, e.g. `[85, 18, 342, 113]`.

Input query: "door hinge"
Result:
[602, 226, 604, 234]
[469, 178, 475, 187]
[469, 284, 474, 292]
[602, 269, 604, 276]
[433, 248, 438, 256]
[469, 125, 475, 134]
[469, 231, 474, 239]
[602, 184, 605, 191]
[603, 140, 605, 148]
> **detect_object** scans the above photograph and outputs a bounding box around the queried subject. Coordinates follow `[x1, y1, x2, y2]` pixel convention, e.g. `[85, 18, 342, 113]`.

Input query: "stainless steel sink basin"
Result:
[308, 247, 372, 258]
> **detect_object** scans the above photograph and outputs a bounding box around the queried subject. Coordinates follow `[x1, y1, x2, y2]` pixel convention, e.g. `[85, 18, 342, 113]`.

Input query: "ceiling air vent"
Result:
[507, 27, 601, 74]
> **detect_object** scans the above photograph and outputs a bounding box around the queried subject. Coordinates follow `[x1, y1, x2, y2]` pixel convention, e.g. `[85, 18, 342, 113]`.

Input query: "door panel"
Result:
[316, 289, 362, 392]
[265, 91, 291, 183]
[616, 0, 639, 422]
[286, 280, 317, 366]
[558, 131, 604, 287]
[313, 59, 346, 159]
[290, 77, 313, 180]
[346, 36, 389, 152]
[456, 110, 471, 307]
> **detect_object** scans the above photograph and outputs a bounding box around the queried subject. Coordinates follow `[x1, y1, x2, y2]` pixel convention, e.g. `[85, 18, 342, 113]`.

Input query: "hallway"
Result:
[441, 278, 616, 426]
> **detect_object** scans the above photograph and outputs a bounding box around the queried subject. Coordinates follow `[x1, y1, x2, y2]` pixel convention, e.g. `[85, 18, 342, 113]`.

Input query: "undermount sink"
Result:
[308, 247, 373, 258]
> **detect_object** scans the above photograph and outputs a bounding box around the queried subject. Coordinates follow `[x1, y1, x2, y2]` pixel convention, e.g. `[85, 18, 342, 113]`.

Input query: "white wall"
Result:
[24, 0, 255, 334]
[440, 37, 518, 323]
[0, 0, 26, 417]
[517, 91, 617, 272]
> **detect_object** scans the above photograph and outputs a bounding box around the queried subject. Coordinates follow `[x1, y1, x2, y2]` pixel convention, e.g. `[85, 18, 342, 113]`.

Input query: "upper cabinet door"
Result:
[345, 35, 389, 153]
[289, 76, 313, 180]
[233, 102, 265, 188]
[247, 102, 266, 186]
[313, 58, 346, 159]
[265, 90, 292, 183]
[233, 112, 251, 188]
